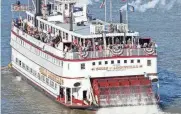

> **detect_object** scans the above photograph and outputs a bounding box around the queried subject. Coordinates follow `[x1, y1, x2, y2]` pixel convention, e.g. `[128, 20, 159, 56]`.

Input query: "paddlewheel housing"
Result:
[91, 76, 158, 107]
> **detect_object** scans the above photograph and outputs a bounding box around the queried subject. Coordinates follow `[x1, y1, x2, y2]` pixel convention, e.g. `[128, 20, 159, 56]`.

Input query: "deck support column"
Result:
[70, 88, 72, 105]
[132, 36, 134, 46]
[112, 36, 114, 45]
[79, 38, 81, 47]
[65, 87, 67, 104]
[83, 38, 85, 47]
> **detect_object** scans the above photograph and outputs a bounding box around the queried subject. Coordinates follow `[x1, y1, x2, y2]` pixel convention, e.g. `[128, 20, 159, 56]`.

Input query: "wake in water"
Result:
[96, 94, 176, 114]
[97, 105, 165, 114]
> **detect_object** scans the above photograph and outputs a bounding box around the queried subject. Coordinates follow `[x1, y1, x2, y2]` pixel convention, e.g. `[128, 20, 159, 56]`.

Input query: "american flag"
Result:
[99, 0, 105, 8]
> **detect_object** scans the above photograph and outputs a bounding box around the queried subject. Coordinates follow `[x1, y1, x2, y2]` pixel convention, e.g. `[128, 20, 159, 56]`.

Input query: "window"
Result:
[26, 65, 29, 71]
[16, 58, 18, 63]
[50, 80, 54, 87]
[131, 60, 134, 63]
[55, 83, 57, 89]
[92, 62, 95, 66]
[81, 63, 85, 70]
[63, 32, 65, 39]
[22, 63, 25, 68]
[124, 60, 127, 63]
[137, 59, 140, 63]
[99, 61, 102, 65]
[38, 73, 41, 79]
[65, 4, 68, 9]
[46, 78, 49, 84]
[68, 63, 69, 70]
[42, 75, 45, 82]
[117, 60, 120, 64]
[105, 61, 108, 64]
[147, 60, 151, 66]
[111, 60, 114, 64]
[19, 60, 21, 66]
[33, 70, 36, 76]
[66, 33, 68, 40]
[30, 68, 32, 73]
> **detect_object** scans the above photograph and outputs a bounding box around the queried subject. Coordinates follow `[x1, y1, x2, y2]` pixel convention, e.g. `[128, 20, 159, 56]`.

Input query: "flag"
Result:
[127, 5, 134, 12]
[73, 7, 83, 13]
[100, 0, 105, 8]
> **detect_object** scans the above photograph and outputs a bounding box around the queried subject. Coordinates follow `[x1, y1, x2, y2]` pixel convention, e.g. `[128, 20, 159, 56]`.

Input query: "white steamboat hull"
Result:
[10, 27, 159, 109]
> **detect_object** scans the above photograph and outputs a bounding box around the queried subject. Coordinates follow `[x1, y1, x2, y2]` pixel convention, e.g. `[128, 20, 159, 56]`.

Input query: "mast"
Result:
[69, 3, 73, 31]
[35, 0, 42, 27]
[126, 1, 129, 32]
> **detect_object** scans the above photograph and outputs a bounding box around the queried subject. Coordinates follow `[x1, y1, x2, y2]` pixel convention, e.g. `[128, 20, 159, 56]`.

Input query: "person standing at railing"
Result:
[16, 1, 21, 7]
[151, 42, 157, 54]
[137, 43, 141, 56]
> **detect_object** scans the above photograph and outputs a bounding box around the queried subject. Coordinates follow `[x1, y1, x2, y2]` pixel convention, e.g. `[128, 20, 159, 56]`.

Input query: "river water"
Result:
[1, 0, 181, 114]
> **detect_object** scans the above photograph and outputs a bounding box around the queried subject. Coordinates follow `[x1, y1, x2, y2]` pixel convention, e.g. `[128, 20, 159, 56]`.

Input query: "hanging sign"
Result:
[39, 67, 64, 85]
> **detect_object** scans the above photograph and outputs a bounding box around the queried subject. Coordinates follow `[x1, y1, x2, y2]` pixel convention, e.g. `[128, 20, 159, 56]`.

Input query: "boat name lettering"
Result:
[91, 65, 143, 71]
[39, 68, 64, 85]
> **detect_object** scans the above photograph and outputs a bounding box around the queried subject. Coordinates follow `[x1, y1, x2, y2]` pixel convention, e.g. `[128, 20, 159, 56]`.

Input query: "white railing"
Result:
[12, 26, 65, 58]
[65, 48, 157, 60]
[12, 26, 157, 60]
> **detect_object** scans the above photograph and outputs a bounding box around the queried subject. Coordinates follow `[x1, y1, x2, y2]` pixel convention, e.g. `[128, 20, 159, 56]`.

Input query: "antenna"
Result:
[110, 0, 112, 23]
[105, 0, 107, 22]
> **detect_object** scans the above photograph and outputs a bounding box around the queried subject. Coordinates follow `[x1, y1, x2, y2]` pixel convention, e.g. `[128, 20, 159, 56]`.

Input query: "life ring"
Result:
[110, 45, 124, 56]
[144, 48, 155, 55]
[79, 48, 89, 58]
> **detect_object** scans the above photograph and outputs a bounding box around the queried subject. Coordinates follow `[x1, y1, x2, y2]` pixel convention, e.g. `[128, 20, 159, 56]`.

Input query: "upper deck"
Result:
[11, 0, 157, 61]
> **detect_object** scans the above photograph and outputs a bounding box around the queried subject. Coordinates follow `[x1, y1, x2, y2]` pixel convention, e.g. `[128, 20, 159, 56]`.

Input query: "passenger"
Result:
[16, 1, 21, 6]
[137, 43, 141, 49]
[115, 38, 120, 44]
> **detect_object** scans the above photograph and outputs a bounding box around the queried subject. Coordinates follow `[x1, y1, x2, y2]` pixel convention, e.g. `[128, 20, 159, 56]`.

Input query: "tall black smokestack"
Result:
[69, 3, 73, 31]
[35, 0, 42, 27]
[120, 10, 123, 23]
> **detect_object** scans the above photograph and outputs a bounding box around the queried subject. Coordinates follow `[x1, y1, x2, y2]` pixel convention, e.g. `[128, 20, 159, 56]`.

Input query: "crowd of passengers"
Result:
[12, 17, 62, 47]
[64, 38, 157, 53]
[12, 17, 157, 53]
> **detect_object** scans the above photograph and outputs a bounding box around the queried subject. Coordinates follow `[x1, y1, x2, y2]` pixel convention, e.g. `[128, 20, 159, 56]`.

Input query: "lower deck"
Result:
[11, 45, 159, 108]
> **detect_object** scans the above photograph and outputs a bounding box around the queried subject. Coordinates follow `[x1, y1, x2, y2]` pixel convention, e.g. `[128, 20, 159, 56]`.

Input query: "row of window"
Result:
[80, 59, 152, 70]
[13, 36, 63, 67]
[92, 59, 141, 66]
[15, 58, 57, 90]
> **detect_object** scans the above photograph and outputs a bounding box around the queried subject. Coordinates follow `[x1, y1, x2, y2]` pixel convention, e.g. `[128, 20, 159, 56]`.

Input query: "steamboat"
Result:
[10, 0, 160, 109]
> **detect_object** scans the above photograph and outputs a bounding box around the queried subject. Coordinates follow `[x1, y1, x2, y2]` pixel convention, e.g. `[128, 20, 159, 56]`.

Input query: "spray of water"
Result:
[120, 0, 180, 12]
[15, 76, 22, 81]
[96, 93, 170, 114]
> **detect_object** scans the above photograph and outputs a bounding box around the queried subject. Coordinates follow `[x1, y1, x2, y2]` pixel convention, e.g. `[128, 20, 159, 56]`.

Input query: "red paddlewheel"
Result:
[91, 76, 155, 107]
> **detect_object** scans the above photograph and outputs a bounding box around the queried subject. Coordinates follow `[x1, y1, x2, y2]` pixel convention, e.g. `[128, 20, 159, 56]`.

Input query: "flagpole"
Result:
[126, 0, 129, 32]
[105, 0, 107, 22]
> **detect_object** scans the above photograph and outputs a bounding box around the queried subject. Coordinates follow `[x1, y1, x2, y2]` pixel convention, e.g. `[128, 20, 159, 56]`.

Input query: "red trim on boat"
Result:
[12, 65, 91, 109]
[12, 46, 86, 79]
[11, 30, 157, 62]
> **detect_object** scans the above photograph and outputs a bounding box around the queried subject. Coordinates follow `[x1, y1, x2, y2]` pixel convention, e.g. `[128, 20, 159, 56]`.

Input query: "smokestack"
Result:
[120, 10, 123, 23]
[35, 0, 42, 27]
[69, 3, 73, 31]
